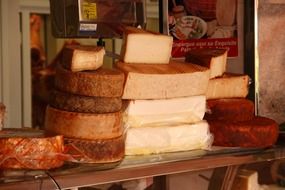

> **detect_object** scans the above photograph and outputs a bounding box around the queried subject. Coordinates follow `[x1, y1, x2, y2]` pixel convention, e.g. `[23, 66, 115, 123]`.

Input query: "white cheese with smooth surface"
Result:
[120, 27, 173, 64]
[125, 121, 212, 155]
[124, 96, 206, 127]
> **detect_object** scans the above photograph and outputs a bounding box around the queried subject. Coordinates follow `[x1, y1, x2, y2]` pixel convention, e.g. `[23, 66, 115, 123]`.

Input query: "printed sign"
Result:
[168, 0, 238, 57]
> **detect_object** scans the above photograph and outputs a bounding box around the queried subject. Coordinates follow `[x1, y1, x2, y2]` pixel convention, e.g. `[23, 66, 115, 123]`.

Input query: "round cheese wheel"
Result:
[65, 135, 125, 164]
[45, 106, 123, 140]
[0, 128, 64, 169]
[50, 90, 122, 113]
[55, 64, 124, 97]
[205, 98, 254, 122]
[208, 116, 279, 148]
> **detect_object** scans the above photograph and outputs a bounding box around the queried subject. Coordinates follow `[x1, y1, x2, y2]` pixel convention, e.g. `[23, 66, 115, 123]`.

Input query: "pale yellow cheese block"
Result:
[116, 61, 210, 99]
[45, 106, 123, 140]
[206, 73, 249, 99]
[62, 45, 105, 72]
[120, 26, 173, 64]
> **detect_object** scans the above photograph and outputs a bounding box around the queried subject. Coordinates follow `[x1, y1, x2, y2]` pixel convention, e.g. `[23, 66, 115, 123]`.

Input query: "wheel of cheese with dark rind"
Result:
[208, 116, 279, 148]
[55, 64, 125, 97]
[0, 128, 64, 169]
[50, 90, 122, 113]
[65, 135, 125, 164]
[204, 98, 255, 122]
[45, 106, 123, 140]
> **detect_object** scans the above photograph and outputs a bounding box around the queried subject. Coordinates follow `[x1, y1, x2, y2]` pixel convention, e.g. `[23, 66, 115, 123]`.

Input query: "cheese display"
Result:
[55, 65, 125, 97]
[0, 103, 5, 130]
[206, 73, 250, 99]
[205, 98, 255, 122]
[65, 135, 125, 163]
[62, 45, 105, 72]
[45, 106, 123, 140]
[208, 116, 278, 148]
[185, 48, 228, 79]
[51, 90, 122, 113]
[116, 61, 210, 99]
[124, 96, 206, 127]
[125, 121, 212, 155]
[0, 128, 64, 169]
[120, 27, 173, 64]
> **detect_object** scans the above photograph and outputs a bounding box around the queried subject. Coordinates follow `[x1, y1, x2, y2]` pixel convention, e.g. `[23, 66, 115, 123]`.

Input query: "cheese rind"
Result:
[0, 129, 64, 169]
[62, 45, 105, 72]
[120, 27, 173, 64]
[205, 98, 254, 122]
[125, 121, 212, 155]
[116, 61, 210, 99]
[65, 135, 125, 164]
[55, 65, 125, 97]
[45, 106, 123, 140]
[51, 90, 122, 113]
[185, 48, 228, 79]
[206, 73, 249, 99]
[124, 96, 206, 127]
[208, 116, 278, 148]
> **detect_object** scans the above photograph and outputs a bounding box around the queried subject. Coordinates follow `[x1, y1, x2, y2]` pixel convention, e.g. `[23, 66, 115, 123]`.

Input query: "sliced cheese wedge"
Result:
[185, 48, 228, 79]
[232, 170, 260, 190]
[124, 96, 206, 127]
[120, 26, 173, 64]
[125, 121, 212, 155]
[206, 73, 249, 99]
[62, 45, 105, 72]
[116, 61, 210, 99]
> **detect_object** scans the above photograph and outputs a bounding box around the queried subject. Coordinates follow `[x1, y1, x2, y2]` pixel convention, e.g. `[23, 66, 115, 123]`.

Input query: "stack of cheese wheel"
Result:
[185, 49, 279, 148]
[0, 103, 5, 130]
[116, 27, 213, 155]
[45, 45, 126, 163]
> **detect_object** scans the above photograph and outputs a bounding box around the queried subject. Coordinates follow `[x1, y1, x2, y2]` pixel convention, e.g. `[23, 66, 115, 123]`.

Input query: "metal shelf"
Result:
[1, 145, 285, 190]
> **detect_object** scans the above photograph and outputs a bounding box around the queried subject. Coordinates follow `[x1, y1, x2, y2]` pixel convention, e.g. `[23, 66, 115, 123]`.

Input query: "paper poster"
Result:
[168, 0, 238, 58]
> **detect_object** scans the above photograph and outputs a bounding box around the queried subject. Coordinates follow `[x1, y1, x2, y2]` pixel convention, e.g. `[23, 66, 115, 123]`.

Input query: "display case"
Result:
[0, 0, 285, 190]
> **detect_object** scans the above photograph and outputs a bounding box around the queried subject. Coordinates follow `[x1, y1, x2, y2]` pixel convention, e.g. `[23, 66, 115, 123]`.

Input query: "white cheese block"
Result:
[185, 48, 228, 79]
[124, 96, 206, 127]
[116, 61, 210, 99]
[125, 121, 212, 155]
[120, 27, 173, 64]
[62, 45, 105, 72]
[206, 73, 249, 100]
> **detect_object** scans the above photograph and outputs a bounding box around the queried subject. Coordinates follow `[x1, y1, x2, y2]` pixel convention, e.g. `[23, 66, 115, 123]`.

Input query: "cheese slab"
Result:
[0, 103, 5, 130]
[116, 61, 210, 99]
[125, 121, 212, 155]
[51, 90, 122, 113]
[120, 27, 173, 64]
[45, 106, 123, 140]
[65, 135, 125, 164]
[205, 98, 254, 122]
[185, 48, 228, 79]
[208, 116, 278, 148]
[62, 45, 105, 72]
[55, 65, 124, 97]
[206, 73, 250, 99]
[0, 128, 64, 169]
[232, 170, 260, 190]
[124, 96, 206, 127]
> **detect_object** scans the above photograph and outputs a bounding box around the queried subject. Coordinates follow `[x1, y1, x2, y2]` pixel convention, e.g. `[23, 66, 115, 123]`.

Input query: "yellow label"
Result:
[82, 2, 97, 20]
